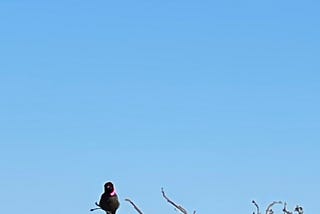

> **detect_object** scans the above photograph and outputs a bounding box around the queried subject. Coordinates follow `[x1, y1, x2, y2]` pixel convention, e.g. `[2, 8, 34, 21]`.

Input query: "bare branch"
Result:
[266, 201, 282, 214]
[90, 202, 102, 212]
[125, 198, 144, 214]
[294, 206, 303, 214]
[252, 200, 260, 214]
[161, 188, 188, 214]
[282, 202, 292, 214]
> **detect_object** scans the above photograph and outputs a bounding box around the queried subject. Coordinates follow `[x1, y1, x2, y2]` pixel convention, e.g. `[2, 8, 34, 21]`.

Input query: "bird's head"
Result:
[104, 182, 116, 195]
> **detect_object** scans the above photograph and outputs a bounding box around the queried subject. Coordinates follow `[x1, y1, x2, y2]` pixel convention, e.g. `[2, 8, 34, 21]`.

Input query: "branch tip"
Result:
[125, 198, 144, 214]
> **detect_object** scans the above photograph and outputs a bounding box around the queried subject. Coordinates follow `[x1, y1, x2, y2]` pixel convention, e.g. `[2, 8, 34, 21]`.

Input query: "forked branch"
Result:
[90, 202, 102, 212]
[161, 188, 195, 214]
[266, 201, 282, 214]
[283, 202, 292, 214]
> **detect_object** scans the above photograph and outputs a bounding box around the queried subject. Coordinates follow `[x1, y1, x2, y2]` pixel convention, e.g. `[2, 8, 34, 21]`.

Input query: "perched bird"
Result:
[98, 182, 120, 214]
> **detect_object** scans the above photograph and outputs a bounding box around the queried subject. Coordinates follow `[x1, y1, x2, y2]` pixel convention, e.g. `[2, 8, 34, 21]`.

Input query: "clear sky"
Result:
[0, 1, 319, 214]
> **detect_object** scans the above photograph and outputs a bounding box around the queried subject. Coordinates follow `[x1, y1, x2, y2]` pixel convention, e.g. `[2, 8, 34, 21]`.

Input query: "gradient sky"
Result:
[0, 1, 319, 214]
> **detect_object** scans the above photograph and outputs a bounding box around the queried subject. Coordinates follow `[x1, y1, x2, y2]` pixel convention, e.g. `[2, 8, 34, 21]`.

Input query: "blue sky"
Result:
[0, 1, 319, 214]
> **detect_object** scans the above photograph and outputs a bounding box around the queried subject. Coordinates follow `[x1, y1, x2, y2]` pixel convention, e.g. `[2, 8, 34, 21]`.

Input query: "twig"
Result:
[294, 206, 303, 214]
[161, 188, 188, 214]
[90, 202, 102, 211]
[252, 200, 260, 214]
[282, 202, 292, 214]
[266, 201, 282, 214]
[125, 198, 144, 214]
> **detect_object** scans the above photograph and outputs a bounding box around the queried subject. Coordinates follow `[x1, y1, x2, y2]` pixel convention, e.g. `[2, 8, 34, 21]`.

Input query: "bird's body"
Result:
[98, 182, 120, 214]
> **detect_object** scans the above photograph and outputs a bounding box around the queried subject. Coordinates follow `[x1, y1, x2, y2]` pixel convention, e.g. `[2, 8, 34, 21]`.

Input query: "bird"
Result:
[97, 182, 120, 214]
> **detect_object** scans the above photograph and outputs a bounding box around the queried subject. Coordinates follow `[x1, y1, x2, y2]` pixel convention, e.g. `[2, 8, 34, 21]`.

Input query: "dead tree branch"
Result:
[266, 201, 282, 214]
[294, 206, 303, 214]
[282, 202, 292, 214]
[161, 188, 190, 214]
[125, 198, 144, 214]
[252, 200, 261, 214]
[90, 202, 102, 211]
